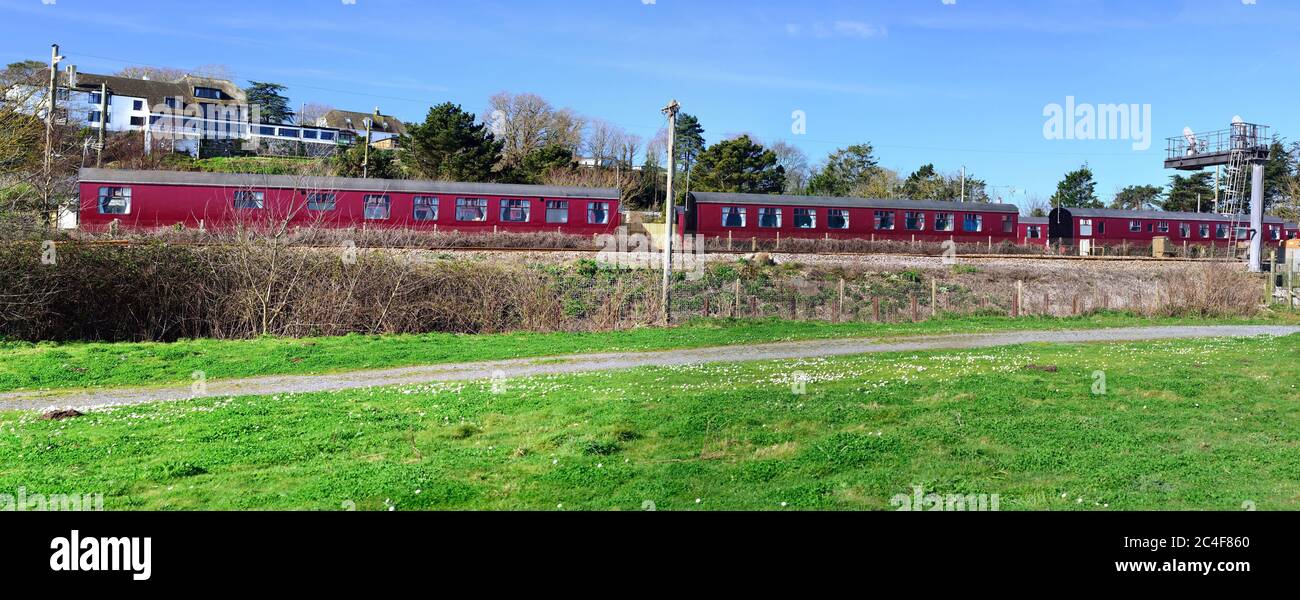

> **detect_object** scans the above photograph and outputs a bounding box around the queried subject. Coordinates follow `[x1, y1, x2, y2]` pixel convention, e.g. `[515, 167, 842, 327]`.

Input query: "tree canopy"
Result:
[403, 102, 502, 182]
[1163, 172, 1214, 213]
[1110, 184, 1164, 210]
[689, 135, 785, 194]
[244, 81, 294, 125]
[806, 144, 880, 197]
[1049, 165, 1101, 209]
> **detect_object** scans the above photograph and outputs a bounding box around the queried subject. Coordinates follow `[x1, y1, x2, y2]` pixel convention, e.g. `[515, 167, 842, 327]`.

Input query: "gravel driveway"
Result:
[2, 325, 1295, 413]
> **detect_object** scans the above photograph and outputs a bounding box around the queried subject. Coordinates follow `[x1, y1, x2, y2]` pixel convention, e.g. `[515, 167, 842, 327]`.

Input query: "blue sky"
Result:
[2, 0, 1298, 209]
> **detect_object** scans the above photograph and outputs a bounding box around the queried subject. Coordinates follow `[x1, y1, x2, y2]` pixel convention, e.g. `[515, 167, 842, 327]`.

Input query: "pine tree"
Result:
[403, 103, 503, 182]
[1049, 165, 1102, 209]
[689, 135, 784, 194]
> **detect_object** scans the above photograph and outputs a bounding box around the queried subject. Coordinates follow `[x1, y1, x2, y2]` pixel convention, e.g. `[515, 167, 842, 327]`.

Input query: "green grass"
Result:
[1, 334, 1297, 510]
[0, 313, 1292, 393]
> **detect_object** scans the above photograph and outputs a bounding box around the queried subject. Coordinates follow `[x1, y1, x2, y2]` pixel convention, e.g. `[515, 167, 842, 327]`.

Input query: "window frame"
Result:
[827, 209, 849, 230]
[413, 196, 439, 221]
[363, 194, 391, 220]
[1129, 220, 1142, 233]
[306, 192, 337, 211]
[904, 211, 926, 231]
[499, 198, 531, 223]
[757, 207, 782, 228]
[545, 200, 569, 224]
[232, 190, 265, 210]
[934, 212, 954, 232]
[587, 201, 611, 225]
[720, 206, 746, 228]
[874, 210, 895, 231]
[1079, 219, 1094, 237]
[962, 213, 983, 233]
[97, 186, 131, 215]
[793, 208, 816, 229]
[455, 197, 489, 222]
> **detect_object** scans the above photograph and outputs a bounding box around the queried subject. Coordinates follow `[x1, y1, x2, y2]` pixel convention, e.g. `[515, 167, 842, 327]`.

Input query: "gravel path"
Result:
[2, 325, 1295, 413]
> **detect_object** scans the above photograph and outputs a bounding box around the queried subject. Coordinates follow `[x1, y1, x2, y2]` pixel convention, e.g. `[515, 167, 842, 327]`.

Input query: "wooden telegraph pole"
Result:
[660, 100, 680, 325]
[362, 106, 379, 178]
[43, 44, 65, 227]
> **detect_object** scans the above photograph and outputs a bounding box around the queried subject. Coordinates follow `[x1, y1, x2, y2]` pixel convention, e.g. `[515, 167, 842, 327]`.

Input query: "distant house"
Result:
[10, 71, 348, 157]
[315, 110, 405, 147]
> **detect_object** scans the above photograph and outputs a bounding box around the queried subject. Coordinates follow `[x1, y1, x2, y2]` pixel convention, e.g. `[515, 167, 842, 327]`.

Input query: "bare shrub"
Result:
[1153, 263, 1262, 318]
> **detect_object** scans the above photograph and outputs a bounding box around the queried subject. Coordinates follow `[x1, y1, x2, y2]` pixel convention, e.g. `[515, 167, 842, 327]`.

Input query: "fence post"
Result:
[702, 296, 710, 317]
[873, 296, 881, 323]
[910, 294, 919, 322]
[838, 278, 845, 322]
[727, 230, 732, 251]
[1043, 291, 1050, 317]
[931, 279, 938, 319]
[733, 279, 741, 317]
[1072, 294, 1080, 316]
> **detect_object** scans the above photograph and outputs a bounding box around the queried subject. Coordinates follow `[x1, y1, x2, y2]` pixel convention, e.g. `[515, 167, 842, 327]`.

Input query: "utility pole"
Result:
[362, 106, 378, 178]
[960, 166, 966, 202]
[95, 82, 107, 167]
[660, 99, 680, 325]
[42, 43, 65, 226]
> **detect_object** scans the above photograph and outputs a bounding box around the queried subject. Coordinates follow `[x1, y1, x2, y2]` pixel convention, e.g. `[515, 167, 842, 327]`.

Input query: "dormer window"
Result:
[194, 86, 222, 100]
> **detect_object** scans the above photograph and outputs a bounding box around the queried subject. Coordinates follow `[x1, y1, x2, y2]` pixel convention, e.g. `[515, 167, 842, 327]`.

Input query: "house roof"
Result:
[78, 168, 620, 200]
[689, 191, 1020, 213]
[318, 110, 407, 135]
[69, 72, 246, 109]
[1052, 207, 1285, 224]
[72, 74, 187, 108]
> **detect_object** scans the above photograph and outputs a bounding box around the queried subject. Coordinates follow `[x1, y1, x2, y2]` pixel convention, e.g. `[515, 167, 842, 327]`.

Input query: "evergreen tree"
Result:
[1049, 165, 1102, 209]
[1163, 172, 1215, 212]
[806, 144, 879, 197]
[1110, 185, 1164, 210]
[244, 81, 294, 124]
[689, 135, 785, 194]
[403, 102, 503, 182]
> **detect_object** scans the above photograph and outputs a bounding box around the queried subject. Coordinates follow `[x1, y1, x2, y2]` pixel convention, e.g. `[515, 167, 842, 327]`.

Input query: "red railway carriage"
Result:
[77, 168, 621, 234]
[686, 192, 1020, 244]
[1047, 207, 1290, 249]
[1017, 216, 1049, 247]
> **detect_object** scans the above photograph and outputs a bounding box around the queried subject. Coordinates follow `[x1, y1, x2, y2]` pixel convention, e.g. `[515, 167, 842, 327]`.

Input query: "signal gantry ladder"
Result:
[1165, 121, 1272, 272]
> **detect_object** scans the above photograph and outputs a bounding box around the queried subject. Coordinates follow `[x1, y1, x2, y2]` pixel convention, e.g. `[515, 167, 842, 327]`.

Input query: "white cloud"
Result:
[785, 20, 887, 40]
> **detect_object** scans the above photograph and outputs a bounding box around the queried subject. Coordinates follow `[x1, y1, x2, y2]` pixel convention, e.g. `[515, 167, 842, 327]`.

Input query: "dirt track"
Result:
[2, 325, 1293, 413]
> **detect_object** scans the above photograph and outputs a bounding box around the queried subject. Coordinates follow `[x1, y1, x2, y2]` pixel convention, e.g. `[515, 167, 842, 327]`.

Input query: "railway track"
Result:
[44, 239, 1245, 262]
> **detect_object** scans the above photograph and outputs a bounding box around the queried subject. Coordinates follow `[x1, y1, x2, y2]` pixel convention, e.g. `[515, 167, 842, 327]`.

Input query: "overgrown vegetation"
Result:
[0, 238, 1272, 343]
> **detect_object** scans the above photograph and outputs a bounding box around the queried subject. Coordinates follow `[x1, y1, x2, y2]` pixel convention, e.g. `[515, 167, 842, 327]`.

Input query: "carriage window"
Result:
[1003, 216, 1014, 233]
[1215, 224, 1229, 239]
[587, 202, 610, 225]
[1079, 219, 1093, 237]
[1199, 224, 1210, 238]
[456, 198, 488, 222]
[413, 196, 438, 221]
[904, 211, 925, 231]
[1129, 220, 1142, 232]
[934, 212, 954, 232]
[546, 200, 568, 223]
[97, 187, 131, 214]
[233, 191, 264, 209]
[963, 214, 982, 232]
[306, 193, 336, 211]
[721, 206, 746, 228]
[1157, 221, 1169, 233]
[827, 209, 849, 230]
[364, 195, 390, 220]
[758, 207, 781, 228]
[1179, 223, 1190, 238]
[500, 199, 530, 223]
[1235, 227, 1248, 240]
[794, 208, 816, 229]
[1026, 226, 1042, 239]
[1098, 221, 1106, 234]
[1269, 226, 1279, 241]
[874, 211, 895, 230]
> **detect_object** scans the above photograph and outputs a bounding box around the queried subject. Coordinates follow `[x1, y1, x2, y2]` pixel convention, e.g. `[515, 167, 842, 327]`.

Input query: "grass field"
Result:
[0, 313, 1292, 393]
[1, 333, 1296, 511]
